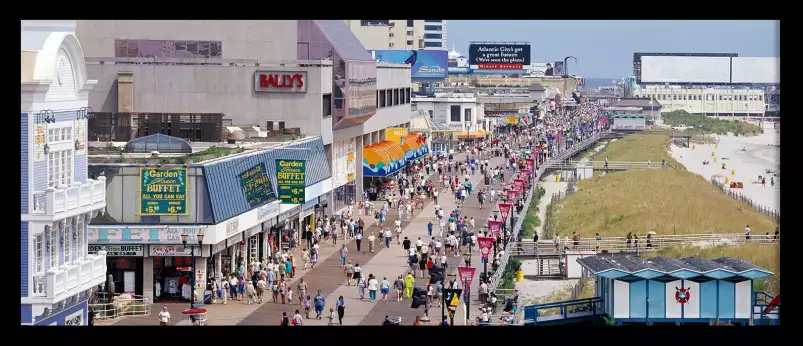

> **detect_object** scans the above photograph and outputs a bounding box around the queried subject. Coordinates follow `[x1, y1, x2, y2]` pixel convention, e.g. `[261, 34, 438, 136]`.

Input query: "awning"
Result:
[455, 129, 487, 139]
[363, 140, 406, 177]
[401, 132, 429, 160]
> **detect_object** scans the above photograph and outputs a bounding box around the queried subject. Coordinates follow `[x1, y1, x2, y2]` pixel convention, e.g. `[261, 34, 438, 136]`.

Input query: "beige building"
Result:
[344, 20, 446, 50]
[633, 86, 766, 117]
[445, 75, 580, 101]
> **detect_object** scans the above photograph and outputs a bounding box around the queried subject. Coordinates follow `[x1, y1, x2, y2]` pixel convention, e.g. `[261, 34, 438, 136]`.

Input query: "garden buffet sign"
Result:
[139, 167, 189, 215]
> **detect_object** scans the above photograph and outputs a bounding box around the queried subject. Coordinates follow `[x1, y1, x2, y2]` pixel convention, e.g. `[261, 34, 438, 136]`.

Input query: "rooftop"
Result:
[577, 254, 773, 281]
[614, 98, 663, 108]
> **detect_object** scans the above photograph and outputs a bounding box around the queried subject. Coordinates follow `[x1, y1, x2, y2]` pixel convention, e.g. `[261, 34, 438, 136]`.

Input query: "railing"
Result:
[510, 233, 780, 256]
[545, 161, 670, 170]
[89, 293, 153, 321]
[31, 177, 106, 215]
[523, 297, 604, 324]
[752, 291, 779, 324]
[710, 178, 780, 221]
[39, 254, 107, 298]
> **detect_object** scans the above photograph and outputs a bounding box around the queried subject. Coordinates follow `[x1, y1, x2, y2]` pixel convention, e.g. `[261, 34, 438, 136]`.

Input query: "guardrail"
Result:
[546, 160, 669, 170]
[510, 233, 780, 256]
[710, 178, 780, 221]
[31, 177, 106, 216]
[89, 293, 153, 321]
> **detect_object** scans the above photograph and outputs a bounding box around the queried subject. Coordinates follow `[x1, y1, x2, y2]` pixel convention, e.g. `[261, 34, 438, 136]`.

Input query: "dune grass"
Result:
[528, 278, 597, 316]
[596, 133, 685, 170]
[645, 244, 779, 296]
[520, 185, 546, 239]
[663, 110, 762, 136]
[551, 168, 777, 239]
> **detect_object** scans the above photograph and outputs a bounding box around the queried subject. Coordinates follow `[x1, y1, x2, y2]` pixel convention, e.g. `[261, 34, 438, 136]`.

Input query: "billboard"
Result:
[730, 57, 779, 84]
[385, 127, 409, 145]
[468, 43, 531, 69]
[139, 168, 188, 216]
[370, 50, 448, 79]
[553, 61, 565, 76]
[640, 56, 731, 83]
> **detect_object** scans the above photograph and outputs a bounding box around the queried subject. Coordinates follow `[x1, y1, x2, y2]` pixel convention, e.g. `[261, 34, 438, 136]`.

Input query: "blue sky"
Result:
[446, 20, 779, 78]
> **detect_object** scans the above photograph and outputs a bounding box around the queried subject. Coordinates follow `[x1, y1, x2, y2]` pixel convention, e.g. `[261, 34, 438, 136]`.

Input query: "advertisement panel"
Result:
[370, 50, 448, 79]
[506, 116, 519, 125]
[497, 204, 512, 223]
[477, 237, 494, 262]
[640, 56, 731, 83]
[238, 163, 276, 208]
[469, 43, 531, 69]
[554, 61, 565, 76]
[488, 220, 503, 237]
[332, 139, 356, 187]
[385, 127, 409, 145]
[33, 123, 46, 161]
[75, 121, 86, 155]
[139, 167, 188, 215]
[730, 57, 780, 84]
[275, 159, 306, 204]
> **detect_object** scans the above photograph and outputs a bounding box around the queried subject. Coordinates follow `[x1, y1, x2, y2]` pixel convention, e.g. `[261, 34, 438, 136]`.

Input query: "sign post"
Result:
[275, 159, 306, 204]
[457, 266, 476, 324]
[444, 288, 463, 325]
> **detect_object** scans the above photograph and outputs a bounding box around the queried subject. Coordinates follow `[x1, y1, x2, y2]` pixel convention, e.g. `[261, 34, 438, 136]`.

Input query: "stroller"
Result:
[382, 316, 402, 326]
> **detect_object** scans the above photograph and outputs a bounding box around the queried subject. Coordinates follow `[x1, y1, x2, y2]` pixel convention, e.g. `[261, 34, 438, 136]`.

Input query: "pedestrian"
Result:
[353, 263, 362, 285]
[271, 280, 279, 303]
[384, 228, 392, 248]
[293, 309, 304, 326]
[340, 244, 348, 267]
[246, 280, 257, 305]
[356, 231, 363, 252]
[158, 307, 170, 326]
[368, 274, 379, 302]
[328, 307, 337, 325]
[744, 224, 751, 241]
[310, 245, 318, 268]
[303, 295, 311, 318]
[297, 278, 307, 306]
[314, 290, 326, 320]
[344, 260, 354, 286]
[280, 312, 290, 326]
[337, 295, 346, 325]
[428, 220, 434, 237]
[380, 276, 391, 302]
[404, 272, 415, 299]
[368, 232, 376, 253]
[357, 274, 366, 300]
[595, 233, 601, 252]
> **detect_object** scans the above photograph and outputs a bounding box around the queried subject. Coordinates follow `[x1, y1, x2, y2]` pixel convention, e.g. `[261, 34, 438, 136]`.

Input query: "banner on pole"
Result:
[458, 266, 476, 288]
[514, 179, 525, 191]
[525, 158, 535, 172]
[498, 203, 512, 223]
[478, 237, 494, 262]
[445, 289, 463, 317]
[507, 190, 517, 203]
[488, 220, 503, 237]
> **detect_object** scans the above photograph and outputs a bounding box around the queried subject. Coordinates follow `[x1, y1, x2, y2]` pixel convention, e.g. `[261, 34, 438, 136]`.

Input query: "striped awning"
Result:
[401, 132, 430, 160]
[363, 140, 407, 177]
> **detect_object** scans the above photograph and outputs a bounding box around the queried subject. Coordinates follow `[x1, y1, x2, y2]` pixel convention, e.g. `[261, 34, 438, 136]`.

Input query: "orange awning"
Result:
[455, 129, 487, 139]
[363, 140, 407, 177]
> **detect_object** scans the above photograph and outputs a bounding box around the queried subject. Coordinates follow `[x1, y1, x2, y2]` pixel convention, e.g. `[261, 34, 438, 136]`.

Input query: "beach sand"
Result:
[669, 127, 780, 213]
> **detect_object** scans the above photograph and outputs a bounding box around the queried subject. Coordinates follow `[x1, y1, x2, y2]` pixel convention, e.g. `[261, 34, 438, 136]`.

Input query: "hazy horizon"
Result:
[446, 20, 780, 78]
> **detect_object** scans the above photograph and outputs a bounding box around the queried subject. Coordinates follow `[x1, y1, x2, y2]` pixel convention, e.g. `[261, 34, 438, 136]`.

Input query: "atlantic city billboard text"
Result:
[469, 43, 531, 70]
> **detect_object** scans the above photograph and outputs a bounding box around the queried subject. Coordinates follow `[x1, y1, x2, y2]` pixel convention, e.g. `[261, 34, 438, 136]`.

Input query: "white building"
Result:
[21, 22, 108, 325]
[633, 86, 766, 117]
[345, 20, 447, 50]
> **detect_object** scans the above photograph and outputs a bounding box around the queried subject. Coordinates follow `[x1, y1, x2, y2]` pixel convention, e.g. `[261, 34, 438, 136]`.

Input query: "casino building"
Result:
[21, 21, 108, 325]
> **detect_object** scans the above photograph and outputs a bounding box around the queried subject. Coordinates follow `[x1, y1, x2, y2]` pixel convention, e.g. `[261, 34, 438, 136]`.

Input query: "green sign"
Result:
[140, 167, 188, 215]
[275, 159, 306, 204]
[239, 163, 276, 208]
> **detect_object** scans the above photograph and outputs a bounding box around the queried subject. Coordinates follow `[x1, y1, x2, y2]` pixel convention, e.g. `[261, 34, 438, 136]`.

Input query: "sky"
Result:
[446, 20, 779, 78]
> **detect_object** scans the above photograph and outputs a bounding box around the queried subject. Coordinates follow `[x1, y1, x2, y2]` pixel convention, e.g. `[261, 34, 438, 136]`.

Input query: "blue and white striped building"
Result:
[21, 22, 108, 325]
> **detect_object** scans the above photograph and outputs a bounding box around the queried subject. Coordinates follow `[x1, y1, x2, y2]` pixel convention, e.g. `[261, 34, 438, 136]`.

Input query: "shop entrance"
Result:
[107, 257, 144, 296]
[153, 256, 196, 301]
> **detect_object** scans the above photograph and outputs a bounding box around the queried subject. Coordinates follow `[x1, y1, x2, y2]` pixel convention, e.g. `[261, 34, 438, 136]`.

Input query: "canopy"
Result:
[455, 129, 487, 139]
[363, 140, 406, 177]
[401, 132, 429, 160]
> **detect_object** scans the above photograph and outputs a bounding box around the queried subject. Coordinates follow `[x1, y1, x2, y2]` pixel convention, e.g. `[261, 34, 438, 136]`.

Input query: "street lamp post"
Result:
[181, 230, 205, 309]
[443, 270, 457, 326]
[463, 252, 472, 324]
[492, 206, 500, 260]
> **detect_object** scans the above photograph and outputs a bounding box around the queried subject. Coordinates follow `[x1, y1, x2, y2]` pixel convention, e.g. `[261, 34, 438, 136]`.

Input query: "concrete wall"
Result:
[377, 64, 411, 89]
[84, 62, 332, 133]
[412, 100, 481, 132]
[75, 20, 297, 61]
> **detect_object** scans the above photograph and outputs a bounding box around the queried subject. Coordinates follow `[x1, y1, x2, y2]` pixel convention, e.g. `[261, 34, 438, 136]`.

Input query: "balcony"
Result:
[31, 253, 107, 300]
[31, 177, 106, 217]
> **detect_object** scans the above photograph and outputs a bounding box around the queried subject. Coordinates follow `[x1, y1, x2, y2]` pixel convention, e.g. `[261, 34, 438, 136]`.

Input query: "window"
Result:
[407, 40, 414, 46]
[424, 25, 442, 31]
[428, 110, 434, 119]
[76, 217, 84, 260]
[48, 149, 72, 187]
[406, 31, 413, 36]
[424, 41, 443, 48]
[450, 105, 461, 122]
[407, 20, 414, 27]
[48, 227, 57, 269]
[389, 32, 394, 38]
[62, 221, 71, 264]
[673, 95, 677, 100]
[35, 233, 44, 273]
[361, 20, 390, 26]
[406, 88, 411, 103]
[759, 95, 763, 101]
[718, 95, 723, 101]
[322, 94, 332, 117]
[379, 89, 387, 108]
[393, 89, 400, 106]
[464, 108, 472, 122]
[682, 95, 686, 100]
[424, 33, 443, 39]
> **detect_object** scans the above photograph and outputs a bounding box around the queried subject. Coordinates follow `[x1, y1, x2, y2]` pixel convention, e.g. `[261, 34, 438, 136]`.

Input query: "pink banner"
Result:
[498, 203, 512, 223]
[507, 190, 517, 202]
[525, 158, 534, 172]
[488, 220, 503, 237]
[458, 266, 477, 288]
[514, 179, 525, 191]
[477, 237, 495, 261]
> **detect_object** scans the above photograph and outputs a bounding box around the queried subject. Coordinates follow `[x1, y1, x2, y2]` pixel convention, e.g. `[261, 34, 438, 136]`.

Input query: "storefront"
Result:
[272, 205, 302, 254]
[331, 138, 357, 214]
[89, 245, 145, 296]
[300, 199, 317, 241]
[150, 244, 208, 302]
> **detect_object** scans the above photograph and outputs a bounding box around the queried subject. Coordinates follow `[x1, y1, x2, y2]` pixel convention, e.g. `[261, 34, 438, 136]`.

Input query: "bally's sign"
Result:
[254, 71, 307, 93]
[88, 245, 145, 257]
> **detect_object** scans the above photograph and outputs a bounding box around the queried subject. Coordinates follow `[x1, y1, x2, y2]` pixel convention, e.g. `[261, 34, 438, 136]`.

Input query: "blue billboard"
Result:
[370, 50, 448, 79]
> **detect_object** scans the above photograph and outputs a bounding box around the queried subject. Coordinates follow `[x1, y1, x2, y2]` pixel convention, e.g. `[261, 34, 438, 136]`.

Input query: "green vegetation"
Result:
[646, 244, 779, 296]
[498, 258, 522, 291]
[595, 133, 684, 170]
[552, 134, 777, 239]
[663, 110, 761, 136]
[520, 185, 547, 239]
[527, 278, 596, 316]
[90, 146, 245, 164]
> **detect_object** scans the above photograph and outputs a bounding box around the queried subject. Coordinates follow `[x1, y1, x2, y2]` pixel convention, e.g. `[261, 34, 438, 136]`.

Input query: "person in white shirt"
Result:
[158, 307, 171, 326]
[406, 203, 412, 219]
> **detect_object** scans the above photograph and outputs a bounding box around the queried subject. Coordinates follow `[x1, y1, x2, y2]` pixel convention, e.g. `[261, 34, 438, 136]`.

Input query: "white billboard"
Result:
[731, 57, 779, 84]
[641, 56, 731, 83]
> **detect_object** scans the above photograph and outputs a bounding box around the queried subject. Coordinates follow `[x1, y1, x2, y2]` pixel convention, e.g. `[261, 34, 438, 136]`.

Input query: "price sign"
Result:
[140, 168, 188, 216]
[275, 159, 306, 204]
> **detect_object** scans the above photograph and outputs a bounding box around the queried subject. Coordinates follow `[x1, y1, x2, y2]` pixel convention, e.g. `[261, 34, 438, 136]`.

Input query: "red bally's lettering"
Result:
[259, 73, 305, 89]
